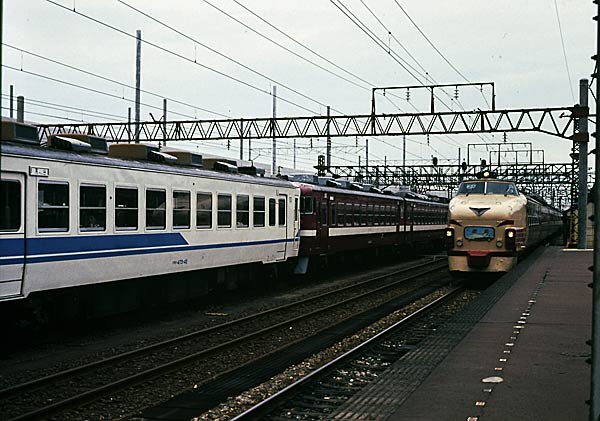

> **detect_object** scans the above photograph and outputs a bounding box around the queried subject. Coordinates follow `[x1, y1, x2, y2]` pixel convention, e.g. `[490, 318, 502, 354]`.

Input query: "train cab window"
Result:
[254, 196, 265, 227]
[38, 181, 69, 232]
[218, 194, 232, 228]
[115, 187, 138, 230]
[236, 195, 250, 228]
[80, 185, 106, 231]
[173, 191, 191, 229]
[146, 189, 166, 230]
[300, 196, 314, 214]
[1, 180, 21, 231]
[196, 193, 212, 229]
[269, 199, 276, 226]
[278, 198, 286, 226]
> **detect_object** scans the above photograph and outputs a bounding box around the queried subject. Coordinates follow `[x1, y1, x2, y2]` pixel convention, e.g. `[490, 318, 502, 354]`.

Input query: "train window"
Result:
[218, 194, 232, 228]
[38, 181, 69, 232]
[196, 193, 212, 229]
[337, 203, 345, 226]
[300, 196, 314, 214]
[146, 189, 166, 230]
[80, 185, 106, 231]
[278, 198, 286, 226]
[115, 187, 138, 230]
[331, 203, 337, 226]
[353, 203, 361, 226]
[269, 199, 276, 226]
[0, 180, 21, 231]
[236, 195, 250, 228]
[294, 197, 299, 222]
[367, 204, 374, 225]
[254, 196, 265, 227]
[173, 191, 191, 229]
[320, 201, 327, 226]
[360, 204, 367, 225]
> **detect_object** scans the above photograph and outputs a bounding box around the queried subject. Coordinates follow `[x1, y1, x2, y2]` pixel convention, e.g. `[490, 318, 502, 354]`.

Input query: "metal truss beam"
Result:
[324, 163, 587, 209]
[37, 106, 586, 142]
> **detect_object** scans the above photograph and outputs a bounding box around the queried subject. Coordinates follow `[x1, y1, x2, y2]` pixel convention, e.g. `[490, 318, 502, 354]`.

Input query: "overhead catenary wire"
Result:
[553, 0, 576, 102]
[3, 43, 231, 119]
[118, 0, 345, 115]
[3, 64, 201, 119]
[1, 93, 126, 121]
[46, 0, 321, 115]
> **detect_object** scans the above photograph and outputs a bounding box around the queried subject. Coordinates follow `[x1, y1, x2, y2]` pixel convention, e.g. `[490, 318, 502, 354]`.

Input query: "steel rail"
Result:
[231, 286, 464, 420]
[5, 260, 447, 420]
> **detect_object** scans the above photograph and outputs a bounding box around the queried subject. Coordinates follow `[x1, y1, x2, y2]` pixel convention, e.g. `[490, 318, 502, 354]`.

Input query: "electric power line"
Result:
[46, 0, 321, 115]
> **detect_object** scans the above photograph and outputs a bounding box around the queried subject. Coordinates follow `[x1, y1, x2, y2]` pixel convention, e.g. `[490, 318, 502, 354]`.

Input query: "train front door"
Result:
[0, 172, 25, 299]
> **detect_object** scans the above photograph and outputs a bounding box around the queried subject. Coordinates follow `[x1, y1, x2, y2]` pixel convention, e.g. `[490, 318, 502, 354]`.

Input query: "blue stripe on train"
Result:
[0, 234, 295, 265]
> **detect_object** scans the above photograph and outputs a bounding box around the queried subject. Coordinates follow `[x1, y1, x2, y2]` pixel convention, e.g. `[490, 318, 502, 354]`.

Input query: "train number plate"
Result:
[464, 226, 494, 240]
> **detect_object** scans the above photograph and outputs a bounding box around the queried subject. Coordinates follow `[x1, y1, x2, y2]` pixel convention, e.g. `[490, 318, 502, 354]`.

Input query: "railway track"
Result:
[0, 258, 448, 420]
[231, 287, 467, 420]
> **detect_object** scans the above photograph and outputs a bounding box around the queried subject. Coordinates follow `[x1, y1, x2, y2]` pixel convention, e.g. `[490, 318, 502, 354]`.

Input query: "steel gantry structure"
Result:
[37, 104, 588, 209]
[38, 106, 585, 142]
[321, 162, 582, 210]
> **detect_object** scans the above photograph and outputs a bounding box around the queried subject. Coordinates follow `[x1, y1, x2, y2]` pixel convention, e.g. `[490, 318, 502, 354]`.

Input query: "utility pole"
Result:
[577, 79, 588, 249]
[135, 29, 142, 143]
[272, 85, 277, 175]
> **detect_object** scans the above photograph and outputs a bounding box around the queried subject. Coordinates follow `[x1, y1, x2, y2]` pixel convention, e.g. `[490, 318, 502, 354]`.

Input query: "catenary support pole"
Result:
[135, 29, 142, 143]
[240, 119, 244, 160]
[272, 85, 277, 175]
[326, 106, 331, 170]
[577, 79, 588, 249]
[592, 1, 600, 418]
[162, 98, 167, 147]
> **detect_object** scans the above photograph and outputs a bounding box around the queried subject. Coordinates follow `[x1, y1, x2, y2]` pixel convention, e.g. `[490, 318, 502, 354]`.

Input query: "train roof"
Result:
[1, 141, 296, 189]
[296, 178, 447, 204]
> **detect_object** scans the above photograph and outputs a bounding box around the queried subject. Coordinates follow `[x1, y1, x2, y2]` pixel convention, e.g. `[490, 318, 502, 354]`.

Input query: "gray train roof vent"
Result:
[213, 161, 238, 174]
[47, 133, 108, 154]
[148, 150, 178, 164]
[49, 136, 92, 153]
[1, 120, 40, 145]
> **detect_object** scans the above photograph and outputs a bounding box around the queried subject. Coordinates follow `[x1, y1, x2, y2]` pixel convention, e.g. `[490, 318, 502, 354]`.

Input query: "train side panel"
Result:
[1, 148, 300, 300]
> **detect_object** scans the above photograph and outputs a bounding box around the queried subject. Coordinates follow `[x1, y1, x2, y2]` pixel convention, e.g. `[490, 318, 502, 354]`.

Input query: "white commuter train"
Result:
[0, 121, 300, 302]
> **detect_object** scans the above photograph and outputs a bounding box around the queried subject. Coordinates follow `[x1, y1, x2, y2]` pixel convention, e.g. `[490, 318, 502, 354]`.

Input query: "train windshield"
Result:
[457, 181, 518, 196]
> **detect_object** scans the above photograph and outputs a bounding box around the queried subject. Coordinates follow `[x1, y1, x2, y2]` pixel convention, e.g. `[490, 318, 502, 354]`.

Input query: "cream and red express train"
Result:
[445, 171, 562, 274]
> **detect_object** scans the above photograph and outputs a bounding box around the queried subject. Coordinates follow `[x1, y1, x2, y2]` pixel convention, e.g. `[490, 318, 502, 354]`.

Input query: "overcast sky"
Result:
[2, 0, 596, 172]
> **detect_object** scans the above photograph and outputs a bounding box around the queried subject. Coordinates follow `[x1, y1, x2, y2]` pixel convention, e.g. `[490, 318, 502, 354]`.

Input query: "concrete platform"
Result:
[332, 246, 592, 420]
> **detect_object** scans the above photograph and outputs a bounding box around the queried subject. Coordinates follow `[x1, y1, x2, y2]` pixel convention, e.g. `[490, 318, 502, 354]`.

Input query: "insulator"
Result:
[454, 86, 459, 99]
[406, 88, 410, 101]
[227, 139, 230, 150]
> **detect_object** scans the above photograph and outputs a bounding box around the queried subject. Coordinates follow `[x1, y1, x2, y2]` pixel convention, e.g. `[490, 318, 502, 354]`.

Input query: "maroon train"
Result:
[292, 176, 448, 273]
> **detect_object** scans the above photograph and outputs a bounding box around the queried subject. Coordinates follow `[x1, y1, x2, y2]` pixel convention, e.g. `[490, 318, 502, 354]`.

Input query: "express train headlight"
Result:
[505, 229, 516, 251]
[496, 240, 503, 248]
[456, 239, 463, 247]
[444, 228, 455, 249]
